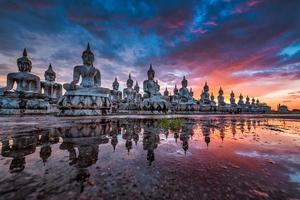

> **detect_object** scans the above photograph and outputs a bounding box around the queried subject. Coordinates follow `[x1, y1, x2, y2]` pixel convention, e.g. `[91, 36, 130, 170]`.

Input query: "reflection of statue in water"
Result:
[1, 134, 37, 173]
[143, 120, 160, 165]
[180, 121, 194, 154]
[59, 122, 110, 192]
[201, 120, 211, 148]
[58, 43, 111, 116]
[142, 64, 169, 112]
[0, 49, 49, 114]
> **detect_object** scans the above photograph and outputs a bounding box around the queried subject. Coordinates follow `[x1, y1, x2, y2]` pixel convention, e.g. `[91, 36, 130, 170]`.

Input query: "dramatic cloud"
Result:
[0, 0, 299, 109]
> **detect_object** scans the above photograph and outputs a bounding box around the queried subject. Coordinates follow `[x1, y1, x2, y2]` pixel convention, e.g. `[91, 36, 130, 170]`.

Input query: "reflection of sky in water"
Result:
[236, 150, 300, 183]
[0, 116, 299, 199]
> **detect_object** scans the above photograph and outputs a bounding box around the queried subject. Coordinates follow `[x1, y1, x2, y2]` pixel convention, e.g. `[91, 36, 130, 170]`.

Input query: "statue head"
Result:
[181, 76, 188, 88]
[82, 43, 94, 66]
[203, 82, 209, 92]
[147, 64, 155, 80]
[44, 64, 56, 82]
[134, 81, 140, 93]
[17, 48, 32, 72]
[112, 77, 119, 90]
[164, 88, 169, 96]
[230, 91, 235, 98]
[173, 84, 179, 95]
[246, 96, 250, 102]
[239, 94, 243, 100]
[218, 87, 223, 96]
[127, 74, 133, 88]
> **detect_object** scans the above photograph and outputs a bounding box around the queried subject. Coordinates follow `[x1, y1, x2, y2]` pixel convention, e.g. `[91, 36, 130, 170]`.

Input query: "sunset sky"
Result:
[0, 0, 299, 110]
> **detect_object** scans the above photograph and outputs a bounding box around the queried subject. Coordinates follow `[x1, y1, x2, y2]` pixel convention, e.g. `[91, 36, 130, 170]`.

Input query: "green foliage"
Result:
[159, 118, 182, 131]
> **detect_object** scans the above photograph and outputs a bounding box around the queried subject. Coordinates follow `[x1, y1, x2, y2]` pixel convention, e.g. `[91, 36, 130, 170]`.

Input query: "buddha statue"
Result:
[230, 91, 236, 105]
[120, 74, 138, 110]
[164, 88, 169, 97]
[237, 93, 245, 113]
[63, 43, 101, 90]
[178, 76, 196, 111]
[170, 84, 180, 110]
[41, 64, 62, 103]
[189, 88, 194, 98]
[238, 94, 244, 105]
[110, 77, 122, 112]
[142, 64, 169, 111]
[1, 49, 41, 95]
[134, 81, 142, 103]
[210, 93, 217, 110]
[58, 43, 111, 115]
[200, 82, 210, 105]
[199, 82, 211, 111]
[0, 49, 49, 114]
[218, 87, 225, 106]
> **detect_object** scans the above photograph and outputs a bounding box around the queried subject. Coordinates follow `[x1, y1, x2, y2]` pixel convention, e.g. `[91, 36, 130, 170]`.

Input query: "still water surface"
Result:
[0, 115, 299, 200]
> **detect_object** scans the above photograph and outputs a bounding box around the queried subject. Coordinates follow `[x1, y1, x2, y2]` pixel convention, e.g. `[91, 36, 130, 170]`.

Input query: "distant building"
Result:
[278, 104, 289, 113]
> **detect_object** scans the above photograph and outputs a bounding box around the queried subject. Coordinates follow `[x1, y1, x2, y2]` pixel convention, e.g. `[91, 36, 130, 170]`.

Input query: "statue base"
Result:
[142, 96, 170, 111]
[57, 87, 112, 116]
[0, 91, 50, 115]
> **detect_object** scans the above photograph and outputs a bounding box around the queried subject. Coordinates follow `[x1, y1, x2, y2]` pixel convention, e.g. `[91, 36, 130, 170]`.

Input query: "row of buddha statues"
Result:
[1, 118, 266, 173]
[0, 44, 271, 115]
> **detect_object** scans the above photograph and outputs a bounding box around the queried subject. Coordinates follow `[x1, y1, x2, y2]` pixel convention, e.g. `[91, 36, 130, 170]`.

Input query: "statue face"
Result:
[148, 72, 154, 80]
[182, 81, 187, 88]
[127, 82, 133, 88]
[82, 53, 94, 66]
[46, 73, 55, 82]
[18, 62, 31, 72]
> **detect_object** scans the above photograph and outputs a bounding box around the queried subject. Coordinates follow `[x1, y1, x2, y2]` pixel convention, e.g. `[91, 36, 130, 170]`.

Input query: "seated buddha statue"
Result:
[179, 76, 195, 103]
[143, 64, 162, 98]
[123, 74, 137, 104]
[218, 87, 225, 106]
[41, 64, 62, 102]
[0, 49, 50, 114]
[0, 49, 41, 96]
[230, 91, 236, 106]
[63, 43, 105, 93]
[134, 81, 142, 104]
[110, 77, 122, 112]
[58, 43, 111, 115]
[142, 64, 169, 111]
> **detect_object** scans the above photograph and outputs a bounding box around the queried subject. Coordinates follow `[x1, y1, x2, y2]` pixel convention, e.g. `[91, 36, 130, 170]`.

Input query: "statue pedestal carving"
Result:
[0, 91, 50, 115]
[57, 88, 112, 116]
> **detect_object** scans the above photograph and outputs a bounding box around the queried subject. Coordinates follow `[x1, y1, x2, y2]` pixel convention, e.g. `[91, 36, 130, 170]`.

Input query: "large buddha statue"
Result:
[142, 64, 169, 111]
[0, 49, 49, 114]
[237, 93, 245, 113]
[41, 64, 62, 103]
[57, 43, 111, 115]
[178, 76, 196, 111]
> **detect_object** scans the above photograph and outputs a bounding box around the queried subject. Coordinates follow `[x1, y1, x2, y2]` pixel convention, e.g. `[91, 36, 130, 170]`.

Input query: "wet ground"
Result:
[0, 114, 299, 200]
